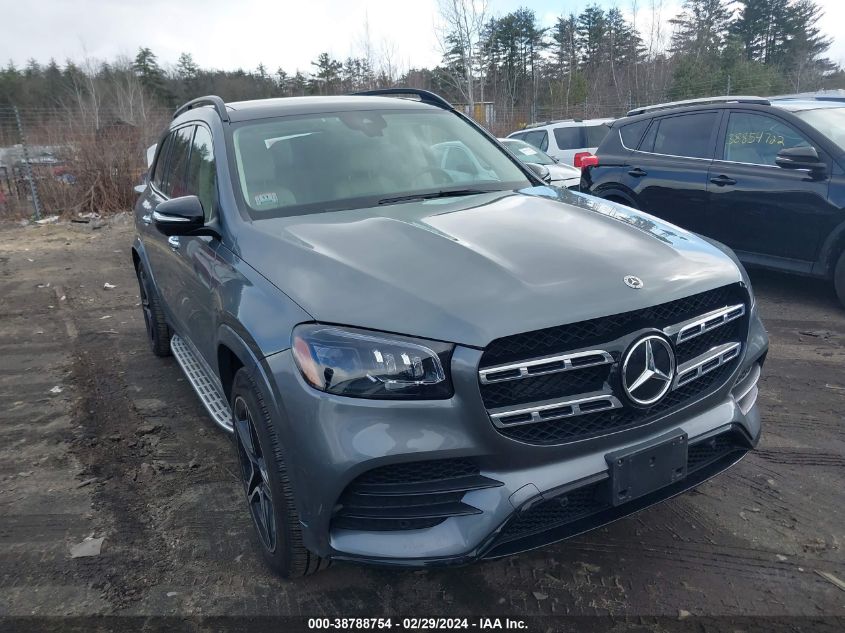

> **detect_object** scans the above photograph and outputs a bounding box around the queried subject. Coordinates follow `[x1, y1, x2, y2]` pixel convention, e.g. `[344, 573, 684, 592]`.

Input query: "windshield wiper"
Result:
[378, 188, 496, 206]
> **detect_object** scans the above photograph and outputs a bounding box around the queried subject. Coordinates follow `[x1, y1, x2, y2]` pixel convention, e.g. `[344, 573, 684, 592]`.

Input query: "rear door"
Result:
[626, 110, 721, 233]
[706, 110, 833, 264]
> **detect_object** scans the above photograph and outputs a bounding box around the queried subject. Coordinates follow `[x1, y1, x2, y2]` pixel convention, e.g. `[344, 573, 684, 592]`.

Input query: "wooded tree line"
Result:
[0, 0, 842, 142]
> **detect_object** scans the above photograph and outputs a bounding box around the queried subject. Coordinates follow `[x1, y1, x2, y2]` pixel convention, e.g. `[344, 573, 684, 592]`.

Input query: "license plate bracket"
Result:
[606, 430, 688, 507]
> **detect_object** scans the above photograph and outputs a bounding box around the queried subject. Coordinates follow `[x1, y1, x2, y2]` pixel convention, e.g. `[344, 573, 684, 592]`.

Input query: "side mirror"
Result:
[526, 162, 552, 184]
[153, 195, 205, 236]
[776, 146, 826, 176]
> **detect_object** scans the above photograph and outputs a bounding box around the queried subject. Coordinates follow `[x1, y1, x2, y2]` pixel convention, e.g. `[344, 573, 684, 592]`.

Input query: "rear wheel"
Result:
[834, 251, 845, 308]
[135, 264, 171, 357]
[230, 368, 329, 577]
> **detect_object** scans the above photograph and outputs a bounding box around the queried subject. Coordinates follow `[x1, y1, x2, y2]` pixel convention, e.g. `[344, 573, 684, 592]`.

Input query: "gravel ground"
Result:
[0, 216, 843, 629]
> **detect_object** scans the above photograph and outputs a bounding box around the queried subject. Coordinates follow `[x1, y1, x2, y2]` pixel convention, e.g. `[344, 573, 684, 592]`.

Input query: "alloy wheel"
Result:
[233, 396, 277, 552]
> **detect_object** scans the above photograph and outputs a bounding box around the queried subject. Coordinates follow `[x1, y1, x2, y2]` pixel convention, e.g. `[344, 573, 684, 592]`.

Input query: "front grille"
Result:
[479, 284, 748, 445]
[332, 458, 502, 532]
[481, 285, 742, 367]
[494, 429, 749, 546]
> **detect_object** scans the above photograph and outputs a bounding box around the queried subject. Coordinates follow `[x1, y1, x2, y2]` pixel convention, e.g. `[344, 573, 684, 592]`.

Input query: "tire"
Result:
[834, 250, 845, 308]
[135, 264, 171, 357]
[230, 368, 329, 578]
[606, 195, 638, 210]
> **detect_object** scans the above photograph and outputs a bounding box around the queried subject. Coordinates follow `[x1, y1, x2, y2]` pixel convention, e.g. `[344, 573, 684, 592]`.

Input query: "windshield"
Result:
[794, 106, 845, 152]
[501, 139, 556, 165]
[231, 109, 531, 217]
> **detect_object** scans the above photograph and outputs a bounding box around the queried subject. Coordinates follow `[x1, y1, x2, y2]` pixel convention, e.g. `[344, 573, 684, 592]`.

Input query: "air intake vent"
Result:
[333, 458, 502, 531]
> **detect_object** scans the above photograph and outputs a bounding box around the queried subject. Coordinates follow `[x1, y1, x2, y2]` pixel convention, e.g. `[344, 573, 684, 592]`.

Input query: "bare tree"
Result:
[436, 0, 488, 110]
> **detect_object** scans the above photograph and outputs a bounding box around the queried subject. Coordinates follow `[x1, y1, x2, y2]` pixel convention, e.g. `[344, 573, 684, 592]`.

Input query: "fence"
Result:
[0, 105, 168, 219]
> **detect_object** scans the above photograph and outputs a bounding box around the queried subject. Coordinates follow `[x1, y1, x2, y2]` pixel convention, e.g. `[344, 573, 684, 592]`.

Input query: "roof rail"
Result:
[352, 88, 452, 110]
[524, 118, 579, 129]
[173, 95, 230, 122]
[627, 96, 770, 117]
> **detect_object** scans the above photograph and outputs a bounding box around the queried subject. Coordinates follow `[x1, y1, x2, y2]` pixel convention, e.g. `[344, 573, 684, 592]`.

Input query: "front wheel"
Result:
[834, 250, 845, 308]
[230, 368, 329, 577]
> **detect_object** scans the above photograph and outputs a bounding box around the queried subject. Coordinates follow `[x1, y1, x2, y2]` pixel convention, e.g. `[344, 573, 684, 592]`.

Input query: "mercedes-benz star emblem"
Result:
[624, 275, 644, 289]
[621, 335, 675, 406]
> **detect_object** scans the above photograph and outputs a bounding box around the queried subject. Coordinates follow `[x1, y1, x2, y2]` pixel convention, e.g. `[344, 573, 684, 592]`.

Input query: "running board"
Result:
[170, 335, 233, 433]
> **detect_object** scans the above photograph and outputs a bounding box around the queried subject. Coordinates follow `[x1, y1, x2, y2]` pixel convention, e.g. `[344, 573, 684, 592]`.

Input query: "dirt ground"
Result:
[1, 216, 843, 626]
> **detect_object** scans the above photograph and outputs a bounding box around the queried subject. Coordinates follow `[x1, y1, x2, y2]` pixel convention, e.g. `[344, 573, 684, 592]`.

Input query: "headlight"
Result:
[291, 324, 454, 399]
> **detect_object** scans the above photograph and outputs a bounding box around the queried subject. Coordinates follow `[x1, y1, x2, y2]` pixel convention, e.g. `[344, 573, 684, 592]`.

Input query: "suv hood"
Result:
[237, 187, 742, 348]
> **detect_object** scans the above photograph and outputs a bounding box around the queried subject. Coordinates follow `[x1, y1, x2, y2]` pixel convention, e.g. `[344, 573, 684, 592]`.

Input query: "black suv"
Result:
[583, 96, 845, 305]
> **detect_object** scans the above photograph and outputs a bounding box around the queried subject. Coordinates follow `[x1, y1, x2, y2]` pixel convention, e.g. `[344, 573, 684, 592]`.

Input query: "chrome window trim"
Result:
[672, 342, 742, 390]
[664, 303, 746, 344]
[489, 394, 623, 428]
[478, 350, 614, 385]
[630, 148, 713, 162]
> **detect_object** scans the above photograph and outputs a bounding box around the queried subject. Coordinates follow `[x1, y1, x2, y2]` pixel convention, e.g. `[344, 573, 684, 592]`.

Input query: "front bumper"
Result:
[263, 309, 767, 566]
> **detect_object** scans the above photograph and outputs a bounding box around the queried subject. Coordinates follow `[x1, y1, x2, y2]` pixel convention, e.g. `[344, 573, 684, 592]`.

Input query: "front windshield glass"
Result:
[231, 109, 531, 217]
[502, 139, 556, 165]
[794, 106, 845, 152]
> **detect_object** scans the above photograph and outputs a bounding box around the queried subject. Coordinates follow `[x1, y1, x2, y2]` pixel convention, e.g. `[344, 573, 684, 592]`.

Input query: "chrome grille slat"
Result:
[478, 350, 613, 385]
[665, 303, 746, 344]
[489, 394, 623, 428]
[673, 342, 742, 389]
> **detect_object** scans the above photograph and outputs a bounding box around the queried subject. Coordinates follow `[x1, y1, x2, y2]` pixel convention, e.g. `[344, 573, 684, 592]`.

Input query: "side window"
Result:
[185, 126, 216, 219]
[651, 112, 718, 159]
[553, 126, 582, 149]
[619, 120, 649, 149]
[723, 112, 811, 166]
[162, 126, 195, 198]
[523, 130, 549, 151]
[151, 133, 173, 191]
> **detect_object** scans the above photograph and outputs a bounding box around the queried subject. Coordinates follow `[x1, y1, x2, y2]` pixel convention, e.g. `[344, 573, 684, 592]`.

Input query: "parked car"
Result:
[133, 89, 767, 577]
[507, 118, 613, 166]
[582, 95, 845, 306]
[432, 140, 499, 182]
[498, 138, 581, 188]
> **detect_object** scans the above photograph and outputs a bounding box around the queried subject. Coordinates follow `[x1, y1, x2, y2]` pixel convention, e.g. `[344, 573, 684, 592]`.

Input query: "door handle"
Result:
[709, 175, 737, 186]
[628, 167, 647, 177]
[142, 213, 152, 225]
[167, 236, 181, 251]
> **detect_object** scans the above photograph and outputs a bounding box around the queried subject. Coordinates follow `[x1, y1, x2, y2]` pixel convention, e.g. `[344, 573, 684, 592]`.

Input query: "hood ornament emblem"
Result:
[624, 275, 643, 289]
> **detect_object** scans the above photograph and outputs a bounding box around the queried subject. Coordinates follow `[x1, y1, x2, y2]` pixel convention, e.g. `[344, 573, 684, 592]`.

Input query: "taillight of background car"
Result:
[578, 154, 599, 170]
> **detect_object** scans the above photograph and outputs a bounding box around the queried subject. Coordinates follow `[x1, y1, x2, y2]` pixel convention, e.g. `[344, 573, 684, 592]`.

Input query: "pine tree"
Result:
[670, 0, 732, 60]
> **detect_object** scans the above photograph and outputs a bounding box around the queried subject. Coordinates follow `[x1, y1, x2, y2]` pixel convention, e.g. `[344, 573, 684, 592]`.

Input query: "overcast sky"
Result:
[2, 0, 845, 74]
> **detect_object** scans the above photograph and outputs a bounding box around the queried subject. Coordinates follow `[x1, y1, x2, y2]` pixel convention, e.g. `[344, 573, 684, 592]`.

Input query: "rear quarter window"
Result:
[553, 126, 583, 149]
[619, 120, 649, 149]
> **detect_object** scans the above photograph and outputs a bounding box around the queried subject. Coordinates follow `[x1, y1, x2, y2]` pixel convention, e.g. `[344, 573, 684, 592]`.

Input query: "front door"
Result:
[707, 110, 832, 263]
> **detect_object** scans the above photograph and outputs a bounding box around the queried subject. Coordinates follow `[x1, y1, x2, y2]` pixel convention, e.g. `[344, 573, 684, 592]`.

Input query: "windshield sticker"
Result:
[254, 192, 279, 207]
[728, 131, 784, 146]
[519, 147, 538, 156]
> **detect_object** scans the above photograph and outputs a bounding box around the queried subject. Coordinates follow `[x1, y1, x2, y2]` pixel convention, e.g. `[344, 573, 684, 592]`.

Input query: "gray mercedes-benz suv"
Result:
[132, 89, 768, 577]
